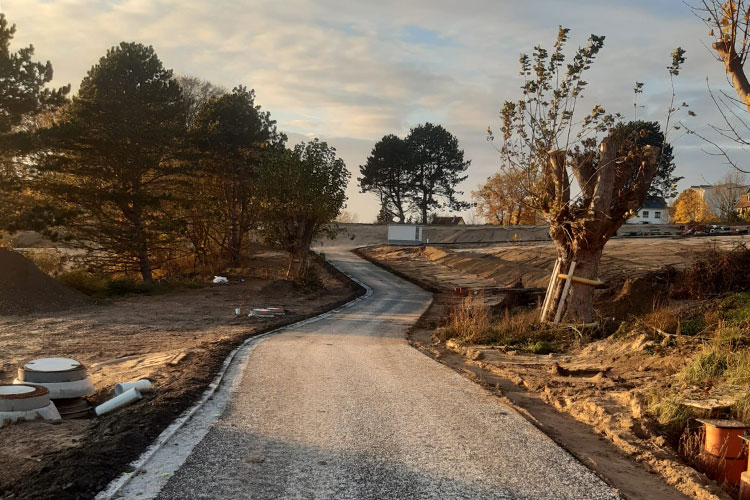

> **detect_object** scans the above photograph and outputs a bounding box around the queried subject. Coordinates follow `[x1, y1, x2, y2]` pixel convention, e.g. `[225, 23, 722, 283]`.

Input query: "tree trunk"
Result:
[287, 221, 316, 282]
[229, 208, 241, 267]
[543, 247, 603, 324]
[131, 209, 153, 285]
[714, 40, 750, 113]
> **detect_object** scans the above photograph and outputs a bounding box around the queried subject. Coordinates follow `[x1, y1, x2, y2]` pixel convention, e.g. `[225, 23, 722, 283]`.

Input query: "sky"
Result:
[3, 0, 745, 222]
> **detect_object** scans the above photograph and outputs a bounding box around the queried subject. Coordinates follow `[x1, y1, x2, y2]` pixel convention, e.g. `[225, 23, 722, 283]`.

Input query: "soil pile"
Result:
[0, 248, 87, 315]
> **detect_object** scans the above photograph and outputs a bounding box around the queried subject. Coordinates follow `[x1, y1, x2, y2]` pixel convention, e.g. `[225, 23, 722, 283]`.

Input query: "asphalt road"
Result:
[155, 248, 619, 500]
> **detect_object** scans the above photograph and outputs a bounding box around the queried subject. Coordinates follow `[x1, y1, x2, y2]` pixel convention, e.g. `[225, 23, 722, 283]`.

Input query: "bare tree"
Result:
[176, 75, 226, 128]
[707, 170, 748, 221]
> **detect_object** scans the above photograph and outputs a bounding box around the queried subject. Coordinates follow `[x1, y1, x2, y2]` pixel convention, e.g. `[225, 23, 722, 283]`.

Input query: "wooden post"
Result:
[540, 258, 561, 323]
[553, 261, 576, 324]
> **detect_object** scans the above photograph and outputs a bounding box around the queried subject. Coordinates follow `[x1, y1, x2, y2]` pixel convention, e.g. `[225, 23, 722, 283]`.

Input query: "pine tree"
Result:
[0, 13, 69, 233]
[405, 123, 470, 224]
[39, 42, 186, 283]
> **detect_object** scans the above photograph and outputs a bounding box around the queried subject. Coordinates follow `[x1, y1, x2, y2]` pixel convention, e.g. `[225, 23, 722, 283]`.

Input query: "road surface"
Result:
[148, 248, 619, 499]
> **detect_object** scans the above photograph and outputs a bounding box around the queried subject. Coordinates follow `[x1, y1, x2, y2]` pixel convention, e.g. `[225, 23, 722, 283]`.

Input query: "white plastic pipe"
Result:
[114, 379, 152, 396]
[95, 387, 142, 416]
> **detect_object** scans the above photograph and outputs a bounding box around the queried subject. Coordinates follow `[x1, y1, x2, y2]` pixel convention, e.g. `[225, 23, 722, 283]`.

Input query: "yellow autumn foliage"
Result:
[672, 189, 716, 224]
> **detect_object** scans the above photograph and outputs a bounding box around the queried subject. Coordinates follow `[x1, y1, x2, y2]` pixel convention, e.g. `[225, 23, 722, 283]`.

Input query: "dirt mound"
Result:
[595, 272, 672, 319]
[0, 248, 87, 315]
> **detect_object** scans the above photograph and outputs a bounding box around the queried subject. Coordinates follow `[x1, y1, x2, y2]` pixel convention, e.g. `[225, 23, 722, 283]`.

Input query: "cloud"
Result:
[2, 0, 744, 220]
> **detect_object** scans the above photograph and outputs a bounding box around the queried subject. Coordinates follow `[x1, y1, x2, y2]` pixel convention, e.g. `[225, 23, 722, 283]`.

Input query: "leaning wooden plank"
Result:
[553, 261, 576, 325]
[540, 258, 561, 323]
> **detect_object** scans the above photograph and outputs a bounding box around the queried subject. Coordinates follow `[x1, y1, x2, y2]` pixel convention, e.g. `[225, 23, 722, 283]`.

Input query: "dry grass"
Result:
[437, 294, 495, 344]
[678, 426, 728, 483]
[435, 295, 573, 353]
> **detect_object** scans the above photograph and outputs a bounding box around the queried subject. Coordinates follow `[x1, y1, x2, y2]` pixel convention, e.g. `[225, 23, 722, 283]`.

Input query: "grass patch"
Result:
[678, 346, 728, 386]
[436, 294, 495, 344]
[721, 292, 750, 325]
[648, 391, 693, 438]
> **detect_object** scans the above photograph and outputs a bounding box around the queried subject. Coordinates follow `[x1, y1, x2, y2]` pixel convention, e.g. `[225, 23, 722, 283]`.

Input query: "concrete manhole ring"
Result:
[0, 383, 49, 399]
[0, 383, 55, 414]
[18, 357, 88, 383]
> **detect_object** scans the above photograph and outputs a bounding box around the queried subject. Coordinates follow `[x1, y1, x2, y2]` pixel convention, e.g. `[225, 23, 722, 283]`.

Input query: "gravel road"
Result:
[155, 248, 620, 500]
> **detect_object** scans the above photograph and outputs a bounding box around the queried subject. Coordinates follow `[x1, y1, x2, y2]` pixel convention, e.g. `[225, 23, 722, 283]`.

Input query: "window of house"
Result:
[655, 211, 661, 219]
[642, 211, 649, 217]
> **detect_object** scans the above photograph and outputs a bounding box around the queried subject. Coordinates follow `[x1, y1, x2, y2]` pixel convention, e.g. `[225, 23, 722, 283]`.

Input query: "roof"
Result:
[737, 198, 750, 209]
[641, 197, 668, 209]
[432, 216, 465, 225]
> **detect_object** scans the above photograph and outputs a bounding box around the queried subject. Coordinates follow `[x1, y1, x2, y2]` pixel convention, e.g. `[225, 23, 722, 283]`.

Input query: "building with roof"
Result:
[626, 197, 669, 224]
[736, 190, 750, 219]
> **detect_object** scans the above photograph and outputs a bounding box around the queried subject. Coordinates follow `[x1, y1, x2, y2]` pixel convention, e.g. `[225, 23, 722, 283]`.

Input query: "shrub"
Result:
[27, 250, 67, 276]
[672, 243, 750, 299]
[57, 270, 108, 296]
[106, 278, 149, 296]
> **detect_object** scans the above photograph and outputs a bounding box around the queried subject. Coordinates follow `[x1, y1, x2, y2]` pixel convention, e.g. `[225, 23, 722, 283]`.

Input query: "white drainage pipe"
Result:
[114, 379, 152, 396]
[95, 388, 142, 416]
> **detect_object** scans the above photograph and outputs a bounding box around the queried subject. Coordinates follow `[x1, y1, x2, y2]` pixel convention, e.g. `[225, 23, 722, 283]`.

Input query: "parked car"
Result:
[708, 225, 732, 235]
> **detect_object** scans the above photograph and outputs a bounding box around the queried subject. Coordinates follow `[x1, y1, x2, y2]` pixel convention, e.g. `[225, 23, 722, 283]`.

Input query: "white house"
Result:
[626, 197, 669, 224]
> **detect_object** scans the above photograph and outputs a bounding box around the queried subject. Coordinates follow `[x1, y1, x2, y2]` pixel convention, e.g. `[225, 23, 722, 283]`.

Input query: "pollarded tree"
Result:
[359, 134, 413, 223]
[189, 86, 281, 267]
[406, 123, 471, 224]
[38, 42, 186, 283]
[258, 140, 349, 281]
[493, 27, 685, 323]
[0, 13, 70, 233]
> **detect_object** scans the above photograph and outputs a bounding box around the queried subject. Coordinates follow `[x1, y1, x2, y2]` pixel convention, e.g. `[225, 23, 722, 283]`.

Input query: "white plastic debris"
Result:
[212, 276, 229, 284]
[95, 387, 142, 416]
[114, 379, 153, 396]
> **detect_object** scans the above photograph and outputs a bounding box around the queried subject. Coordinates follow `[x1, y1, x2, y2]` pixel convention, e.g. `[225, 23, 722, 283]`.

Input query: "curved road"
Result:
[139, 249, 619, 499]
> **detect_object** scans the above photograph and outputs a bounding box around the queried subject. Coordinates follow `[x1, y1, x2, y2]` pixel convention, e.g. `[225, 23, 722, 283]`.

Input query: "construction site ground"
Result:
[357, 237, 750, 500]
[0, 248, 362, 500]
